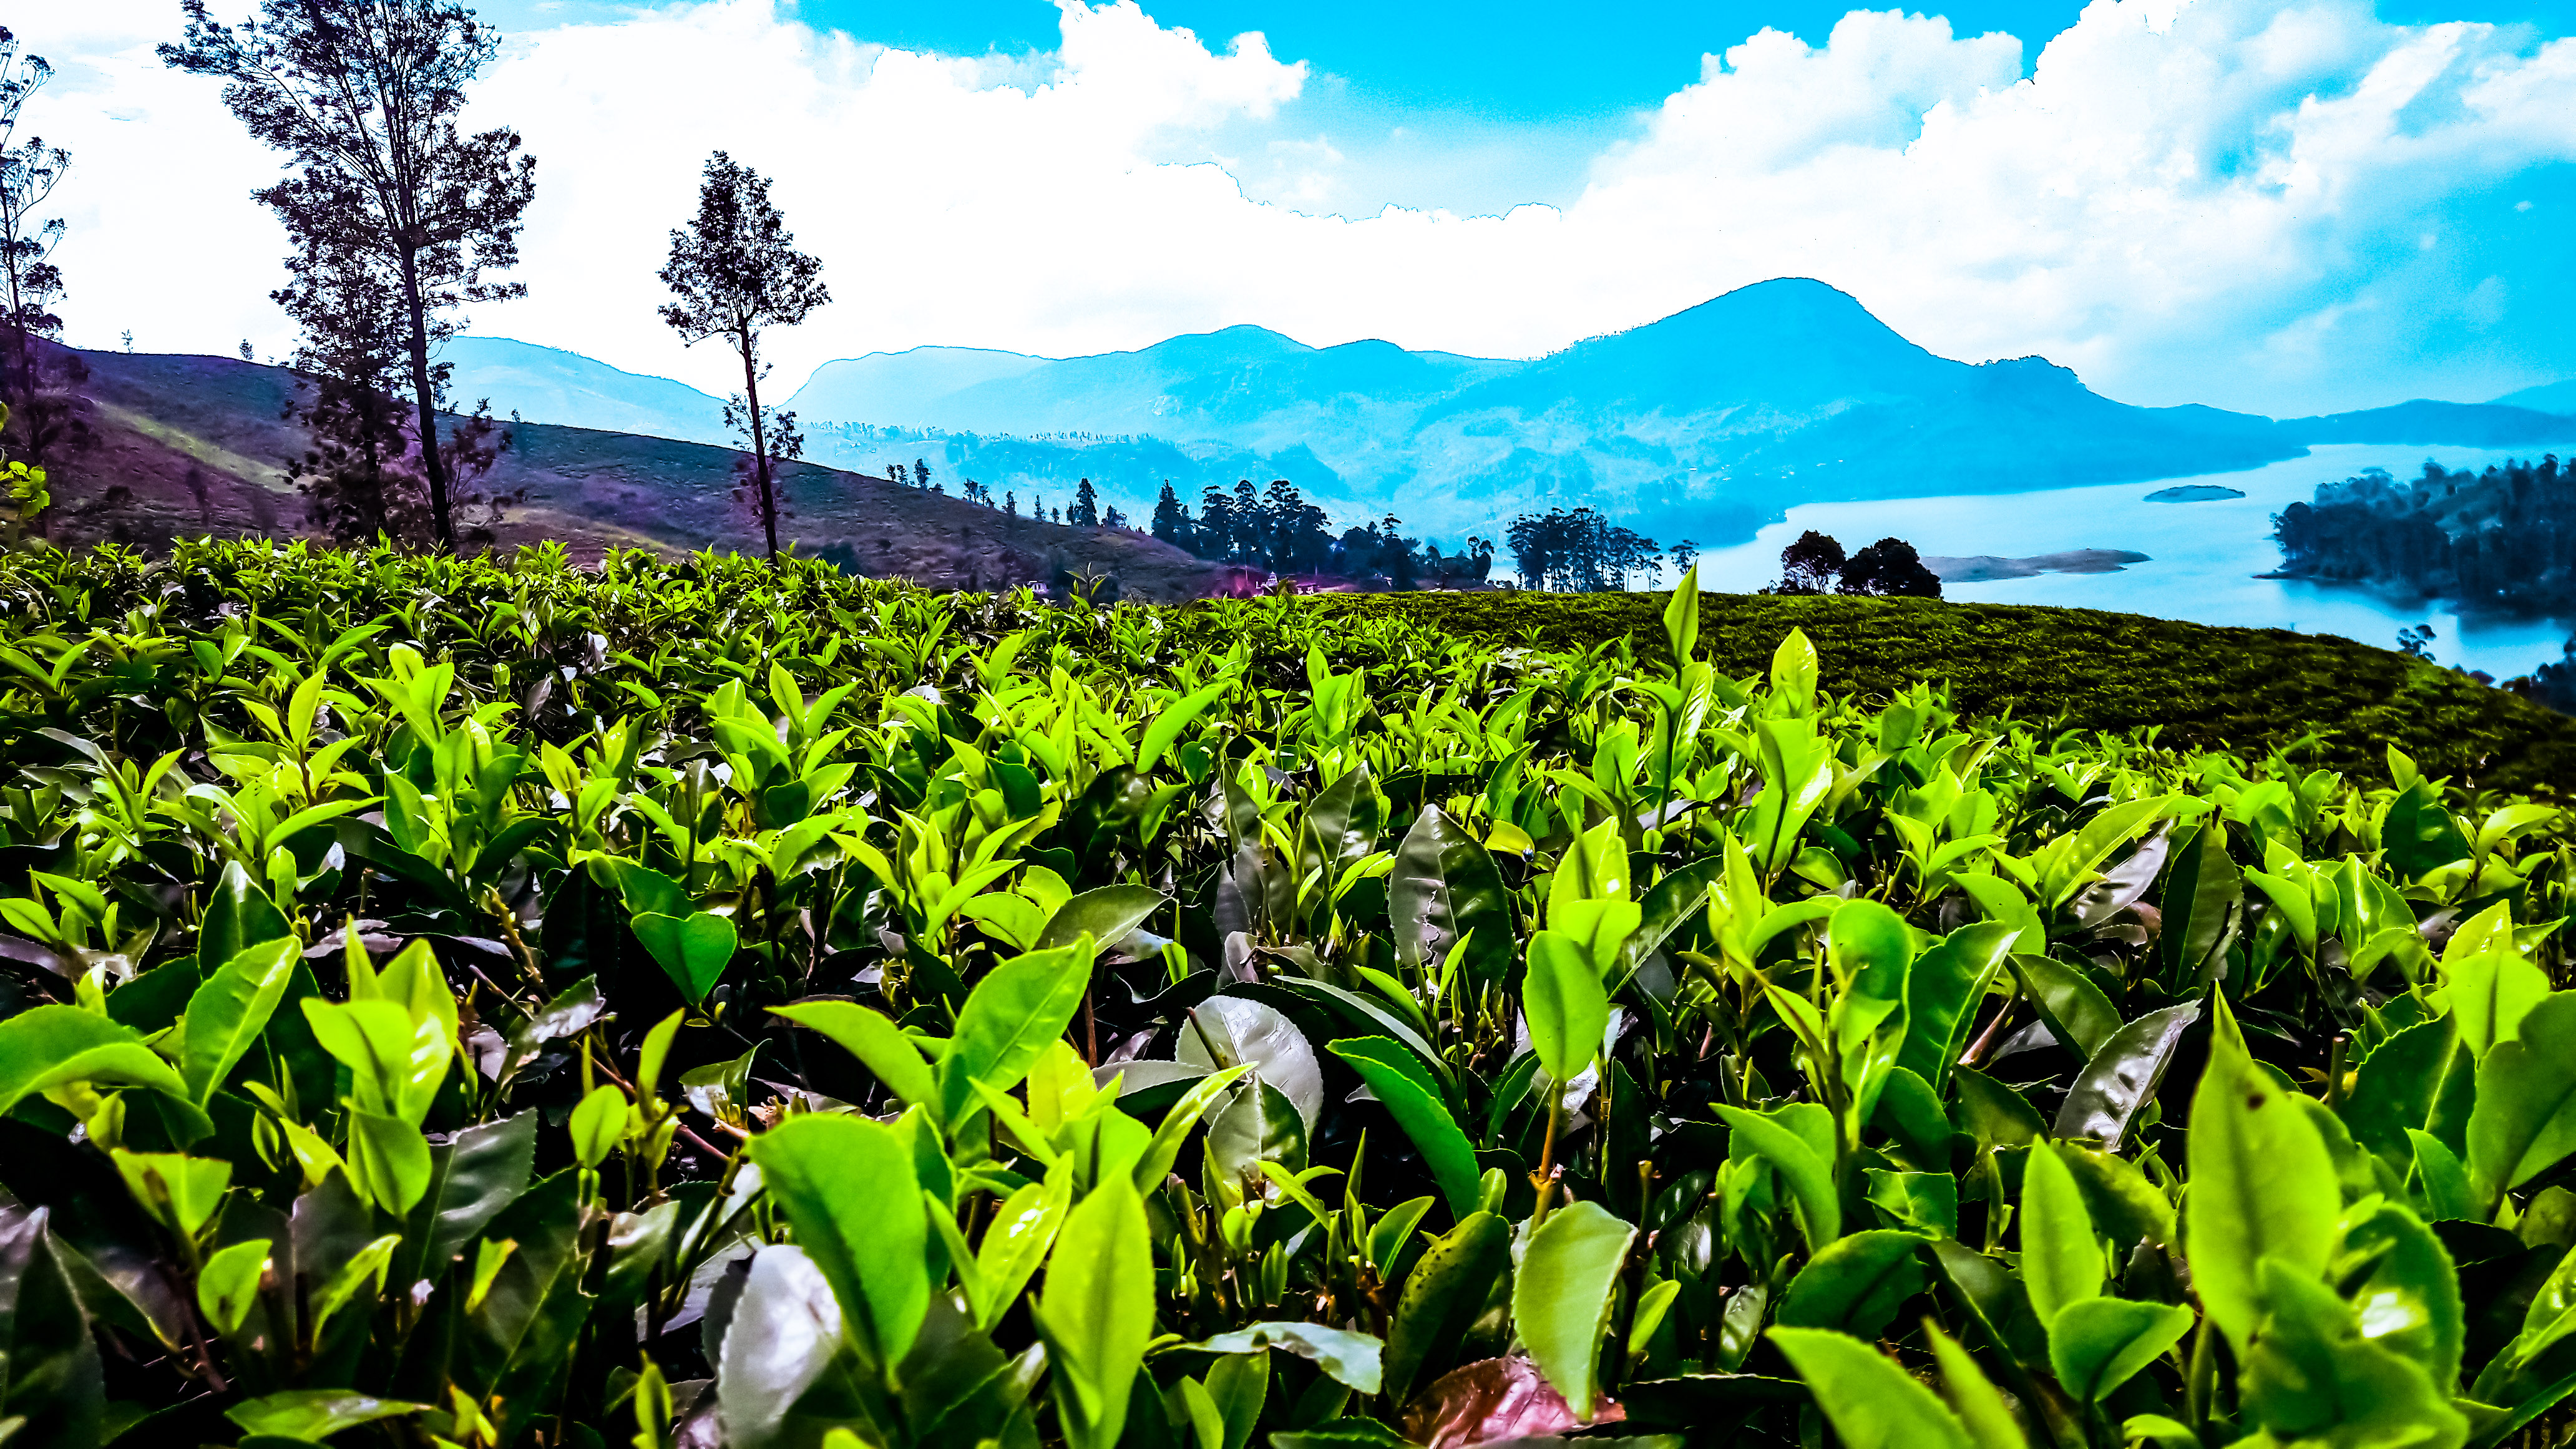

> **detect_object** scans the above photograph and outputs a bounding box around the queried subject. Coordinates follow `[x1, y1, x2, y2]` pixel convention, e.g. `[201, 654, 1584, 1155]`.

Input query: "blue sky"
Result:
[492, 0, 2575, 119]
[41, 0, 2576, 414]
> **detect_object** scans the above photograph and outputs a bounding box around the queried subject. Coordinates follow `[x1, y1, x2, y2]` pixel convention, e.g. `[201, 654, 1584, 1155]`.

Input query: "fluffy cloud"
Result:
[29, 0, 2576, 415]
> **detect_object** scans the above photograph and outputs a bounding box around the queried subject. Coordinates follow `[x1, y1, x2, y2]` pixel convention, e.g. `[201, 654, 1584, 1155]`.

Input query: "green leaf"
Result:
[1925, 1322, 2027, 1449]
[2052, 1003, 2200, 1147]
[2469, 993, 2576, 1209]
[406, 1110, 539, 1286]
[630, 910, 737, 1006]
[2334, 1201, 2463, 1390]
[1897, 921, 2019, 1091]
[346, 1108, 434, 1216]
[1663, 565, 1700, 666]
[2183, 1014, 2340, 1351]
[715, 1246, 876, 1449]
[1329, 1037, 1482, 1222]
[310, 1232, 400, 1329]
[1830, 897, 1915, 1007]
[2157, 821, 2242, 990]
[1512, 1199, 1635, 1422]
[1621, 856, 1725, 980]
[2046, 1298, 2195, 1402]
[197, 1237, 271, 1337]
[1718, 1102, 1842, 1250]
[972, 1173, 1072, 1332]
[1954, 873, 2042, 957]
[2007, 954, 2122, 1062]
[1137, 676, 1233, 776]
[1778, 1230, 1929, 1340]
[942, 937, 1095, 1125]
[178, 937, 302, 1104]
[0, 1207, 104, 1449]
[1194, 1321, 1383, 1393]
[1130, 1063, 1252, 1194]
[1951, 1066, 2045, 1149]
[746, 1113, 930, 1367]
[1207, 1080, 1307, 1186]
[2383, 781, 2471, 882]
[1770, 1327, 1973, 1449]
[1387, 804, 1515, 986]
[2438, 939, 2549, 1060]
[1206, 1353, 1268, 1449]
[2344, 1014, 2461, 1163]
[1040, 1173, 1154, 1449]
[2237, 1261, 2469, 1448]
[0, 1004, 193, 1120]
[2408, 1128, 2479, 1221]
[2052, 1144, 2175, 1256]
[774, 999, 940, 1116]
[1384, 1210, 1511, 1405]
[1862, 1169, 1958, 1238]
[1769, 629, 1820, 715]
[110, 1149, 232, 1240]
[1040, 884, 1168, 950]
[2019, 1143, 2104, 1327]
[226, 1390, 427, 1441]
[570, 1084, 627, 1169]
[196, 859, 293, 973]
[1523, 929, 1610, 1088]
[1930, 1237, 2050, 1372]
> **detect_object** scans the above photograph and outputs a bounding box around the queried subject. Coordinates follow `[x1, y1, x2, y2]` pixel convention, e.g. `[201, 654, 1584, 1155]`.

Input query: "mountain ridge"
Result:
[429, 278, 2576, 543]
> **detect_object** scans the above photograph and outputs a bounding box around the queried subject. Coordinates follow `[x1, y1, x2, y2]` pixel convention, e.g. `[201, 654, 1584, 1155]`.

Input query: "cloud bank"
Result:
[34, 0, 2576, 416]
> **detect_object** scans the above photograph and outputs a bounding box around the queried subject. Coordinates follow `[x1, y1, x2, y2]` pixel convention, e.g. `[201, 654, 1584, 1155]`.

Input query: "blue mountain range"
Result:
[441, 278, 2575, 544]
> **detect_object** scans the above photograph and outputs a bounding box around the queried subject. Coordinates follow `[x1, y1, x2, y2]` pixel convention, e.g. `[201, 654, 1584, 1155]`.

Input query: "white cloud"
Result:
[27, 0, 2576, 416]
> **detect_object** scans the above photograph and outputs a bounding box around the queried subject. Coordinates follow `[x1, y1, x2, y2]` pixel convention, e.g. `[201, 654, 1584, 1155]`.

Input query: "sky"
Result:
[26, 0, 2576, 417]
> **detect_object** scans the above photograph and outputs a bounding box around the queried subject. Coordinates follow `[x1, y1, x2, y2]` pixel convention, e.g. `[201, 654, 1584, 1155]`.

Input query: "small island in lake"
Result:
[1921, 549, 2152, 582]
[2146, 484, 2247, 502]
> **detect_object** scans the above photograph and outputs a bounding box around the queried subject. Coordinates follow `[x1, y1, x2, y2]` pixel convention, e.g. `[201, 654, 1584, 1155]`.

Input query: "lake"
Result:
[1689, 441, 2576, 680]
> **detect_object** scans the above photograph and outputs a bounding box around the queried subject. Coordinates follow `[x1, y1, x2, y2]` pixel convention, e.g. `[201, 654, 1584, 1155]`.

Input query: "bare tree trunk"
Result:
[399, 248, 455, 551]
[738, 321, 778, 561]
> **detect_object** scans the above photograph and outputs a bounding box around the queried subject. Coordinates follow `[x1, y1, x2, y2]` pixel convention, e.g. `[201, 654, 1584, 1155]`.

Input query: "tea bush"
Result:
[0, 538, 2570, 1449]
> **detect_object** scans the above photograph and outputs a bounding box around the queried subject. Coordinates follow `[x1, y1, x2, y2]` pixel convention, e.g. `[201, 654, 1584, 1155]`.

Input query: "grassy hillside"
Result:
[31, 342, 1223, 599]
[1294, 589, 2576, 793]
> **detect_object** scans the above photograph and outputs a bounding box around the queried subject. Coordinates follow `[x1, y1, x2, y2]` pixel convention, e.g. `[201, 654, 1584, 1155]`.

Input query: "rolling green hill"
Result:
[1284, 590, 2576, 794]
[29, 341, 1224, 599]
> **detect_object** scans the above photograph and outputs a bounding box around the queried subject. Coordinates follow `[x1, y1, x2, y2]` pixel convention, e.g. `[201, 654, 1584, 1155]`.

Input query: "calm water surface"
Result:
[1690, 441, 2576, 680]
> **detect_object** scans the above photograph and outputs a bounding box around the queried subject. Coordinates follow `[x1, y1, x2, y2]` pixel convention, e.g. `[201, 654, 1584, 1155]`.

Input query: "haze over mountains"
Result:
[443, 278, 2576, 547]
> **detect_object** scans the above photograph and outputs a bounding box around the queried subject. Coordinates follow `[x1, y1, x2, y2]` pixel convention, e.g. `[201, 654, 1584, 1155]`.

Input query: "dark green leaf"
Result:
[630, 910, 736, 1006]
[1383, 1211, 1510, 1405]
[2157, 822, 2242, 990]
[1387, 804, 1513, 987]
[2007, 954, 2120, 1061]
[2052, 1002, 2199, 1147]
[0, 1206, 104, 1449]
[1329, 1038, 1481, 1222]
[1778, 1231, 1929, 1339]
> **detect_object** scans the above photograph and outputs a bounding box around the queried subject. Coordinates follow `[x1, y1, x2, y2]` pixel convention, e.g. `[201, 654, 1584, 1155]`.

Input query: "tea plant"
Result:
[0, 537, 2570, 1449]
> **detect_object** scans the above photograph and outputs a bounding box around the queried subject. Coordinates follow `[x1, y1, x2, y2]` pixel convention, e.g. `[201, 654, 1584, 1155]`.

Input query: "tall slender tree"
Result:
[659, 153, 828, 562]
[163, 0, 537, 550]
[0, 26, 68, 458]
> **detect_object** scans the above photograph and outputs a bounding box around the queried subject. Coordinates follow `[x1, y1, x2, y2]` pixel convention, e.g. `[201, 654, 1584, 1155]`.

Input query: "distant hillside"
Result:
[442, 279, 2576, 546]
[28, 342, 1223, 600]
[2277, 399, 2576, 448]
[2491, 379, 2576, 416]
[440, 337, 731, 447]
